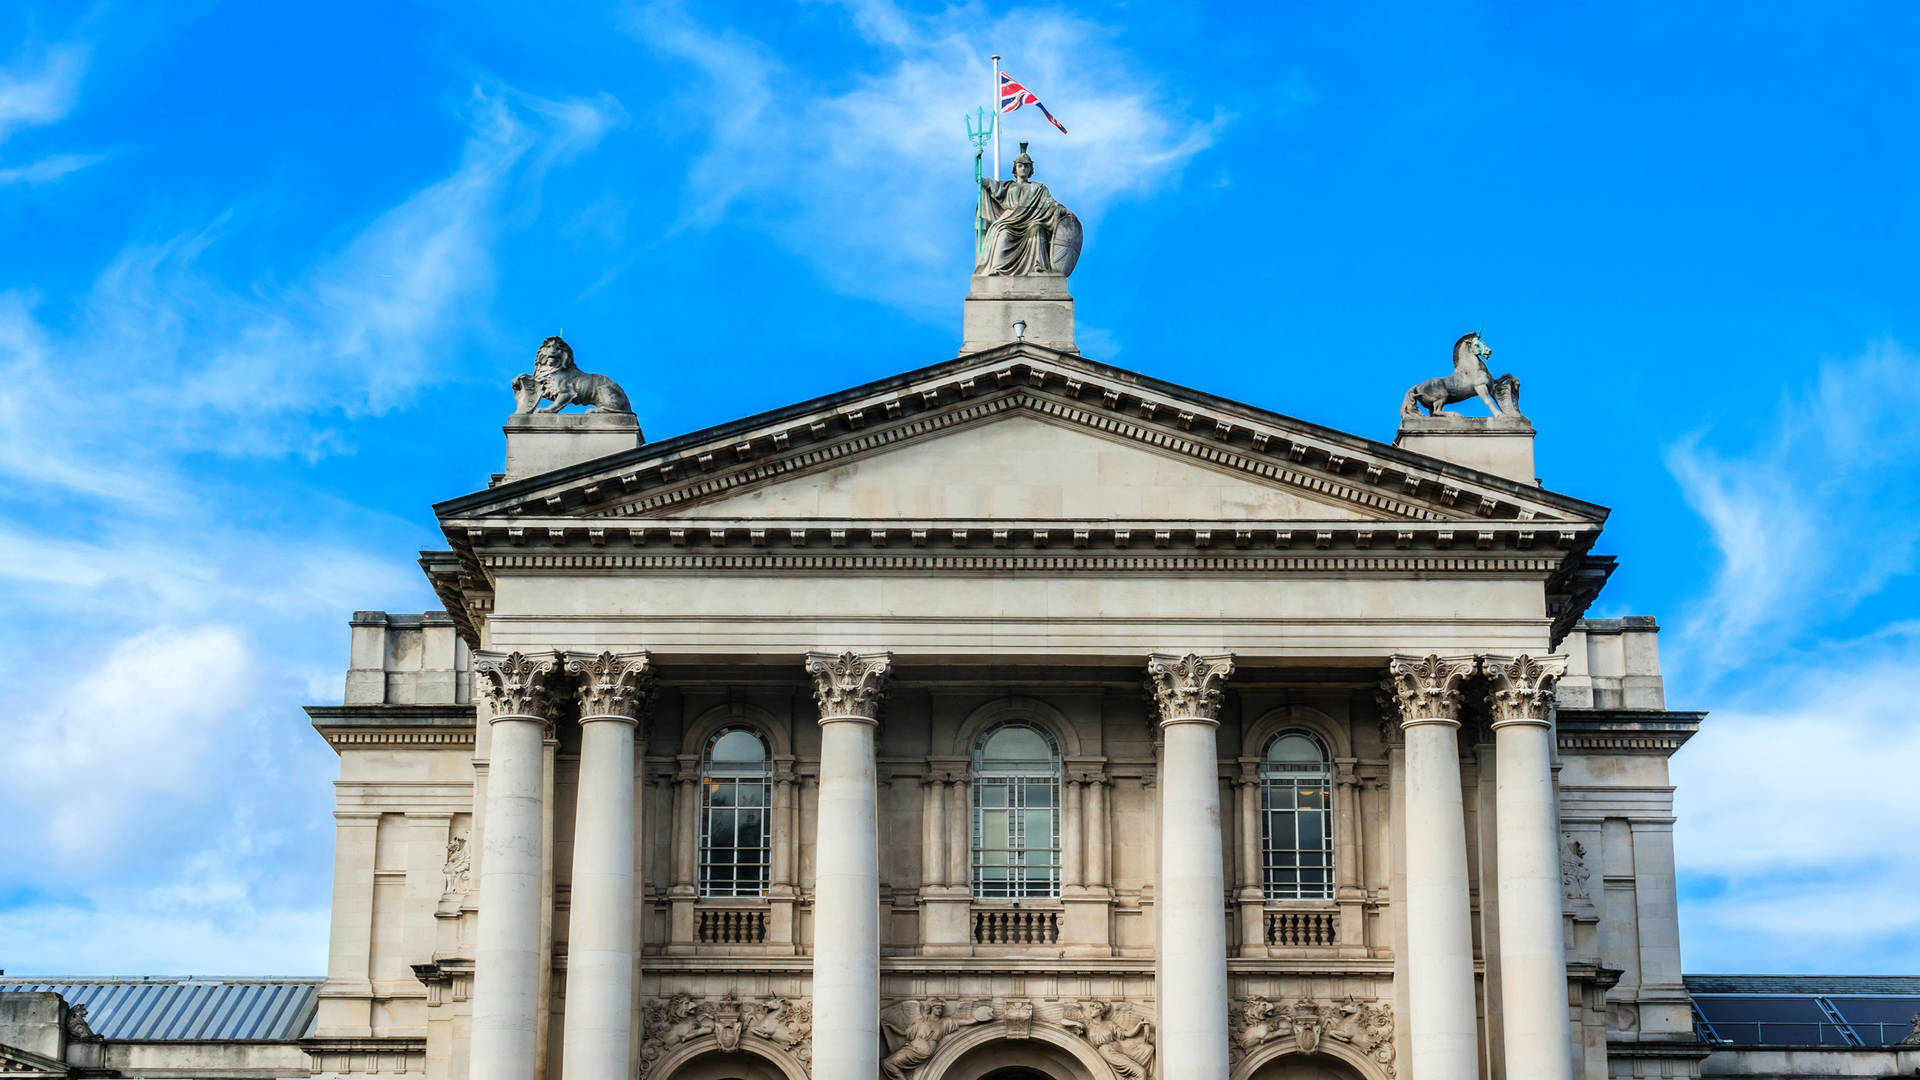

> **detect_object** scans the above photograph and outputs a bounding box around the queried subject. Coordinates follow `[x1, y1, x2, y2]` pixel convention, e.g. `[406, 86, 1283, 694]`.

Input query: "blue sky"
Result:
[1, 1, 1915, 976]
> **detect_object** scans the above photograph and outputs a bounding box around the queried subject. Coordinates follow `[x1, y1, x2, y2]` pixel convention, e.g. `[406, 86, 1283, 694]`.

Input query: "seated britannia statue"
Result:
[976, 142, 1083, 277]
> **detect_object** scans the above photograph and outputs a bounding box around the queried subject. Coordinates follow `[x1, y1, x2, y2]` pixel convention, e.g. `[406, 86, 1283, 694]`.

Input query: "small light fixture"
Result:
[1012, 319, 1027, 339]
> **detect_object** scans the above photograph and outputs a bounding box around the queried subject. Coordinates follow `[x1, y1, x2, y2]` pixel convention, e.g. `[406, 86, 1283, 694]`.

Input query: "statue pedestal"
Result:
[502, 411, 643, 482]
[961, 274, 1075, 354]
[1394, 414, 1536, 485]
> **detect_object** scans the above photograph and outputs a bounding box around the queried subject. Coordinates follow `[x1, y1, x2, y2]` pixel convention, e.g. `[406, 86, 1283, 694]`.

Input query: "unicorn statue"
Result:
[1401, 332, 1523, 420]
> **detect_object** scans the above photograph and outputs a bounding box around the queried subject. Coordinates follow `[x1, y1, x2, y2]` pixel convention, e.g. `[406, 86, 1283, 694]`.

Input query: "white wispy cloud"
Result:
[1664, 342, 1920, 676]
[1665, 343, 1920, 972]
[0, 79, 620, 973]
[628, 0, 1237, 311]
[0, 44, 85, 143]
[0, 86, 623, 501]
[0, 150, 104, 184]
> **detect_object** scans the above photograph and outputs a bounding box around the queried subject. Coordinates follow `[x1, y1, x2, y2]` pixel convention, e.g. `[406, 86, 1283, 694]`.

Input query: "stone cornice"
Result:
[1556, 710, 1705, 755]
[306, 706, 476, 752]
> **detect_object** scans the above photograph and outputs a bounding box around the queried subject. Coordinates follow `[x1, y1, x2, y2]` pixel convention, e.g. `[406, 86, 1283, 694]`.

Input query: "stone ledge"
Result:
[1396, 413, 1533, 434]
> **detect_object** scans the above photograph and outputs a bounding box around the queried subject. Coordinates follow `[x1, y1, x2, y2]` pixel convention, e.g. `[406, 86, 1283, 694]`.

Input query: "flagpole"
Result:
[990, 53, 1001, 180]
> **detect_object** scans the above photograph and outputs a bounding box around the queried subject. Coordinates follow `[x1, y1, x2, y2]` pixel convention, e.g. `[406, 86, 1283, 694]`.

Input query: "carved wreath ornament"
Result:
[638, 994, 812, 1077]
[1230, 996, 1396, 1075]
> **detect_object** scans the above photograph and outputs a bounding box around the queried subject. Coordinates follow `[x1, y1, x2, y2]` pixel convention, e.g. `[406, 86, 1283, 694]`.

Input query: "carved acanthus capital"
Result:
[566, 649, 656, 724]
[1145, 652, 1235, 724]
[805, 650, 893, 721]
[1384, 653, 1478, 727]
[474, 650, 564, 721]
[1484, 653, 1567, 728]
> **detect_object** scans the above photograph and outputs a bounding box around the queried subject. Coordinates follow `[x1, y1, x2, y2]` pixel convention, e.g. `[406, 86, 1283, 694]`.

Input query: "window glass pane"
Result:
[711, 729, 765, 763]
[982, 725, 1053, 763]
[1259, 731, 1334, 901]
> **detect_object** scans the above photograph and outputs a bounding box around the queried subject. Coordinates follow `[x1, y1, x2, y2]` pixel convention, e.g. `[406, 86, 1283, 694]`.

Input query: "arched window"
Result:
[1261, 731, 1334, 901]
[971, 721, 1061, 899]
[700, 728, 771, 898]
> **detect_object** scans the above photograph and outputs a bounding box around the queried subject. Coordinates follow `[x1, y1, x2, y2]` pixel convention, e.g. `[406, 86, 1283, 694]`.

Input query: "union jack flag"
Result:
[998, 70, 1068, 134]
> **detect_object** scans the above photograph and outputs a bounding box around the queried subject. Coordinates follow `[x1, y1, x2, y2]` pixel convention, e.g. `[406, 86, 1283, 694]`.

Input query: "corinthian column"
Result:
[804, 650, 892, 1080]
[1145, 652, 1234, 1079]
[1487, 654, 1573, 1080]
[1385, 653, 1481, 1080]
[560, 651, 653, 1080]
[470, 651, 562, 1080]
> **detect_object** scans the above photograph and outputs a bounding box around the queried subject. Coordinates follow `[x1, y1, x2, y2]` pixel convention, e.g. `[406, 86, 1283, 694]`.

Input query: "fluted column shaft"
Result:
[1147, 653, 1234, 1080]
[1490, 655, 1574, 1080]
[805, 651, 892, 1080]
[560, 652, 653, 1080]
[471, 652, 560, 1080]
[1388, 654, 1481, 1080]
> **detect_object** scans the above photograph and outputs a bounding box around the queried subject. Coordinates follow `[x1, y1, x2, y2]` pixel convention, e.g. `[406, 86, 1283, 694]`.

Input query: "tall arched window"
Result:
[700, 728, 771, 898]
[971, 721, 1061, 899]
[1261, 731, 1334, 901]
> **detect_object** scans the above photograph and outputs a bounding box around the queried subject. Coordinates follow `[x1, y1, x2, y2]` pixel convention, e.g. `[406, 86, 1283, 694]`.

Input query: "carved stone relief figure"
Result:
[743, 996, 812, 1055]
[1060, 1000, 1155, 1079]
[1230, 997, 1283, 1060]
[1899, 1012, 1920, 1046]
[510, 335, 633, 415]
[638, 994, 714, 1075]
[880, 999, 993, 1080]
[1560, 833, 1593, 902]
[441, 831, 472, 898]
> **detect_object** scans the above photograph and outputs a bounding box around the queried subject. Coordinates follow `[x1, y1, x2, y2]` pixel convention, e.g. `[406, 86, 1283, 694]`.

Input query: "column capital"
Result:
[1145, 652, 1235, 724]
[474, 650, 564, 723]
[1384, 653, 1478, 728]
[804, 649, 893, 722]
[1484, 653, 1567, 729]
[564, 650, 656, 726]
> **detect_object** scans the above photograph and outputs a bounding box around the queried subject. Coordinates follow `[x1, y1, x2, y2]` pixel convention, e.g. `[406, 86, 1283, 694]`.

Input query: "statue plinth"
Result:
[1394, 414, 1536, 485]
[960, 273, 1076, 355]
[502, 411, 643, 482]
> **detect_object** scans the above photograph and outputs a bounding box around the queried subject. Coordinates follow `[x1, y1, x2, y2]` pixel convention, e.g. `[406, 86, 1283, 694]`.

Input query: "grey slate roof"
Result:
[0, 977, 320, 1040]
[1687, 974, 1920, 995]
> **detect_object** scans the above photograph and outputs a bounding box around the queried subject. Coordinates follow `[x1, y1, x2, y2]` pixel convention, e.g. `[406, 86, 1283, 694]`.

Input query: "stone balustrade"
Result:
[1265, 907, 1339, 947]
[971, 905, 1062, 946]
[695, 906, 769, 945]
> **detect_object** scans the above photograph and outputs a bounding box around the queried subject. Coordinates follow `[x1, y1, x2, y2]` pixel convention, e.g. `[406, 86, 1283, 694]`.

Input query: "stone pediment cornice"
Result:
[435, 346, 1609, 528]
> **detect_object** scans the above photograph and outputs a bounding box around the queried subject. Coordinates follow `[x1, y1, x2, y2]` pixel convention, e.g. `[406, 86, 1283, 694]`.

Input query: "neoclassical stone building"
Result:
[304, 264, 1709, 1080]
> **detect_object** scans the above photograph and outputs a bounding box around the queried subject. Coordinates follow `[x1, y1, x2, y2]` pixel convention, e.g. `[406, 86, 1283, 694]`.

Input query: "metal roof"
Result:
[0, 977, 320, 1041]
[1685, 975, 1920, 1047]
[1686, 974, 1920, 995]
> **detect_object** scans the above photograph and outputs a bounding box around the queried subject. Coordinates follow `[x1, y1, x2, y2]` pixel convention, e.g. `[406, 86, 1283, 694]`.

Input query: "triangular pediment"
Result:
[651, 411, 1383, 521]
[439, 344, 1607, 530]
[0, 1043, 72, 1078]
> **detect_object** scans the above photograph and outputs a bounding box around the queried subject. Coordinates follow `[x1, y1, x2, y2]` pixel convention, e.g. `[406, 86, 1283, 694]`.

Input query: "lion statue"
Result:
[512, 335, 632, 414]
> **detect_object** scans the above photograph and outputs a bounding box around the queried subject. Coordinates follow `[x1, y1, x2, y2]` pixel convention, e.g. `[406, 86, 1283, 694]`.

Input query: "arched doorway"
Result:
[1245, 1055, 1367, 1080]
[981, 1070, 1059, 1080]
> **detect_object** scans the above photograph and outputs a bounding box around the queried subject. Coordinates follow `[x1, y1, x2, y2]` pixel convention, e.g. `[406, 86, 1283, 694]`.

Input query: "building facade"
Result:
[301, 276, 1717, 1080]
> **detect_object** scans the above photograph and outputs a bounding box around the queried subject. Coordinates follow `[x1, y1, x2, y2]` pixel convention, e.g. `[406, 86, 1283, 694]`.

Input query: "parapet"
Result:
[1557, 616, 1664, 710]
[344, 610, 472, 705]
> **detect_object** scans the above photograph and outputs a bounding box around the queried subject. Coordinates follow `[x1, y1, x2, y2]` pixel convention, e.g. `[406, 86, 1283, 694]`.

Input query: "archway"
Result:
[1244, 1060, 1367, 1076]
[648, 1036, 809, 1080]
[919, 1022, 1107, 1080]
[1244, 1053, 1368, 1080]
